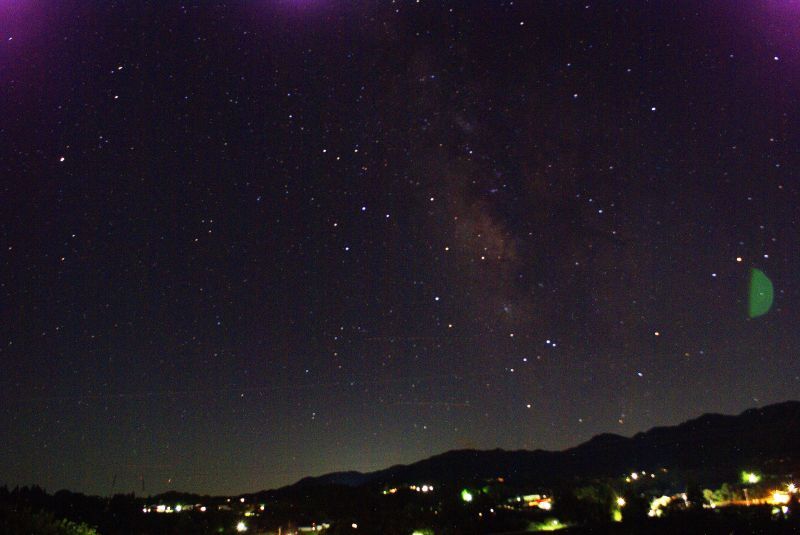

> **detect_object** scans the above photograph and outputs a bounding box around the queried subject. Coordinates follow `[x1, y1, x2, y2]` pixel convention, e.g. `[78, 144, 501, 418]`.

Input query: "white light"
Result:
[630, 472, 639, 480]
[772, 491, 791, 504]
[236, 521, 248, 532]
[538, 501, 552, 510]
[175, 505, 182, 512]
[351, 523, 358, 529]
[200, 506, 207, 512]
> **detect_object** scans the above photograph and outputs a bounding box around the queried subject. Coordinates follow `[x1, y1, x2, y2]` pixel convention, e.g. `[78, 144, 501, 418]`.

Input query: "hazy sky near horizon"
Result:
[2, 0, 800, 495]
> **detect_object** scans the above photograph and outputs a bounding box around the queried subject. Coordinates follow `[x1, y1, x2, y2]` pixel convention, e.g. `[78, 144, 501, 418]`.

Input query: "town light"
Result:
[616, 497, 626, 507]
[461, 489, 473, 503]
[789, 483, 797, 494]
[236, 521, 247, 532]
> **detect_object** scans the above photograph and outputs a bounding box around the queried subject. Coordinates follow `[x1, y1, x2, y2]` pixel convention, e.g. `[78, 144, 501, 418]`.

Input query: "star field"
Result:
[1, 0, 800, 495]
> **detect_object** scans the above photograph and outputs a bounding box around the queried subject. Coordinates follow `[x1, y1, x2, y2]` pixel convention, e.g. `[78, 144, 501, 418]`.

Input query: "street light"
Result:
[742, 471, 761, 484]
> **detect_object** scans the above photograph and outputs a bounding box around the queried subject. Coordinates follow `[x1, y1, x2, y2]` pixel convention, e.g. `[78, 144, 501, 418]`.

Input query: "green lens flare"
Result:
[748, 268, 774, 318]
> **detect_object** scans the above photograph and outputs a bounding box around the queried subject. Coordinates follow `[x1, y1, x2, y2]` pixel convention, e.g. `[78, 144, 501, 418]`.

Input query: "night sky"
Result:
[2, 0, 800, 496]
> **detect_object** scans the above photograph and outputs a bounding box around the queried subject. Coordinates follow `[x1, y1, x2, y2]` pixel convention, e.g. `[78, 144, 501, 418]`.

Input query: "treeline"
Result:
[0, 486, 238, 535]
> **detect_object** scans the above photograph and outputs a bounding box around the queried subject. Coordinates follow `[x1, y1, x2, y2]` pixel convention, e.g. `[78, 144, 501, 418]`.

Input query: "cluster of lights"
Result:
[302, 523, 329, 532]
[383, 484, 434, 495]
[648, 495, 672, 518]
[143, 504, 195, 514]
[760, 482, 797, 509]
[143, 501, 264, 516]
[625, 470, 656, 483]
[513, 493, 553, 510]
[242, 505, 266, 517]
